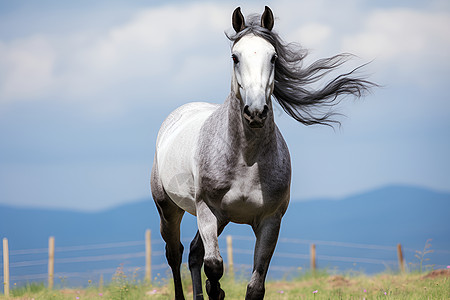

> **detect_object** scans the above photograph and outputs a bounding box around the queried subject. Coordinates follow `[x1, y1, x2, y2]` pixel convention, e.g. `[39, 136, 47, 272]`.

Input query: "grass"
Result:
[1, 268, 449, 299]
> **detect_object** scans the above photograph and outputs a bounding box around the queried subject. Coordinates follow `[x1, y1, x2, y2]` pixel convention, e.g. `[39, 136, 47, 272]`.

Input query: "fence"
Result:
[2, 231, 449, 296]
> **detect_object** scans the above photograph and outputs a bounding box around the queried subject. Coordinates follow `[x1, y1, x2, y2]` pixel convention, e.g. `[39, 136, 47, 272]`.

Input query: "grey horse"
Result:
[151, 6, 373, 300]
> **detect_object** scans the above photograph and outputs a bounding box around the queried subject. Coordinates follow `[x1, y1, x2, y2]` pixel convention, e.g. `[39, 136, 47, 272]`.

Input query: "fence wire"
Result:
[1, 235, 448, 286]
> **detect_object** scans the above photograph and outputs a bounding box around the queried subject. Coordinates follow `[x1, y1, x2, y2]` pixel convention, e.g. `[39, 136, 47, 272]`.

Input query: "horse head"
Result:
[231, 7, 276, 129]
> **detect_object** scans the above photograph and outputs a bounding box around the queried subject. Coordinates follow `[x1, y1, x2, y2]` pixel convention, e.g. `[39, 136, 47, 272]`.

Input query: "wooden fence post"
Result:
[48, 236, 55, 290]
[226, 235, 234, 280]
[310, 243, 316, 273]
[145, 229, 152, 283]
[2, 238, 9, 297]
[99, 274, 104, 292]
[397, 243, 405, 273]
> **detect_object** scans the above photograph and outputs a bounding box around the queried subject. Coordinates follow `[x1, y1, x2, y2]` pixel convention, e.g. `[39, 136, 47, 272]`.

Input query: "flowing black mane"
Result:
[226, 14, 375, 126]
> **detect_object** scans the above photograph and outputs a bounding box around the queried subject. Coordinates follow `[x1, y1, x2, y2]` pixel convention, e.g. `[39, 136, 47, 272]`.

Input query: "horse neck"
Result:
[225, 92, 276, 165]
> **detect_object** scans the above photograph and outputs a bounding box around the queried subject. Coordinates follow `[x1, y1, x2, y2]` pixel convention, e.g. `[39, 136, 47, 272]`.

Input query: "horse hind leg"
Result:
[189, 231, 205, 300]
[151, 166, 185, 300]
[161, 208, 185, 300]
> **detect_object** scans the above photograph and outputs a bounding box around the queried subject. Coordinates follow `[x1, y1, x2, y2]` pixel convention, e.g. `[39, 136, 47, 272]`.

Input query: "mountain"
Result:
[277, 185, 450, 274]
[1, 185, 449, 285]
[283, 185, 450, 247]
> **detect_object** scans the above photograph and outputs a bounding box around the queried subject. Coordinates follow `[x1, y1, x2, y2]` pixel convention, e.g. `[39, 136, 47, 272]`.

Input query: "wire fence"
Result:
[2, 232, 449, 292]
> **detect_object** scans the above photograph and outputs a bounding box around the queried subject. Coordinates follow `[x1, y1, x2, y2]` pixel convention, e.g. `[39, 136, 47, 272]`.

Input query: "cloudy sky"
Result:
[0, 0, 449, 211]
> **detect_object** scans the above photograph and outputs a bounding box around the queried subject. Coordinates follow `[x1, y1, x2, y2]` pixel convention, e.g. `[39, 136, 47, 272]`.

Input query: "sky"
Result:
[0, 0, 449, 211]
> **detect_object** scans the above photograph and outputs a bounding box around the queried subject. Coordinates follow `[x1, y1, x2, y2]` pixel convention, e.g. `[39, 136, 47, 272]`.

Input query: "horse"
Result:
[151, 6, 374, 300]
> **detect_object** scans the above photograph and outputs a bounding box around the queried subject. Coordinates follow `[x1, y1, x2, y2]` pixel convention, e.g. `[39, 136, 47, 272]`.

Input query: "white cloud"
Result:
[5, 2, 448, 110]
[0, 3, 231, 111]
[342, 8, 450, 84]
[288, 23, 332, 50]
[0, 35, 56, 102]
[82, 3, 227, 75]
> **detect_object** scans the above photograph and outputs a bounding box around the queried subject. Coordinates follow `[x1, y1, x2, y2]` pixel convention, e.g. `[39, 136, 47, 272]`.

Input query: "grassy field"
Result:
[2, 269, 449, 299]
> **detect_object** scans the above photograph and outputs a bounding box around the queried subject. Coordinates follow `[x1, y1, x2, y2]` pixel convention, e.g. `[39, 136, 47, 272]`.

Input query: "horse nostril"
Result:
[243, 105, 251, 117]
[243, 105, 268, 128]
[260, 105, 269, 119]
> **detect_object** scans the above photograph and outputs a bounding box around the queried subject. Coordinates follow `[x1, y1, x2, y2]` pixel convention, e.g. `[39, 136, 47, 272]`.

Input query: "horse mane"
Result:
[226, 14, 376, 127]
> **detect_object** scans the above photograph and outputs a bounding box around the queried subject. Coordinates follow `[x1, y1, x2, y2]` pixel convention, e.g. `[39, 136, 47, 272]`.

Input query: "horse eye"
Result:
[232, 54, 239, 64]
[271, 54, 278, 64]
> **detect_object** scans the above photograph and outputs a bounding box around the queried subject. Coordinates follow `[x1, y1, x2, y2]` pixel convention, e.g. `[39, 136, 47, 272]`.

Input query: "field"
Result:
[2, 269, 449, 300]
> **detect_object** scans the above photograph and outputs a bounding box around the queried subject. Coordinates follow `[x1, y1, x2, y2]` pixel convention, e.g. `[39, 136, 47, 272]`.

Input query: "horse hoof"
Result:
[206, 280, 225, 300]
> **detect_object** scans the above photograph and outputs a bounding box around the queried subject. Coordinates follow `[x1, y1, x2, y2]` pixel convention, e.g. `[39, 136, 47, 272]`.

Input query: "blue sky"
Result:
[0, 0, 449, 211]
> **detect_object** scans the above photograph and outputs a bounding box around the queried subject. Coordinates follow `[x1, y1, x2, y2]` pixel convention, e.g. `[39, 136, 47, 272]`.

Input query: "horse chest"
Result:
[216, 163, 280, 222]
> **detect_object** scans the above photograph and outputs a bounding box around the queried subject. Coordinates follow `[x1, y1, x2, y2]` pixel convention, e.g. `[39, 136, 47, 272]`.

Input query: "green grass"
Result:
[2, 269, 449, 299]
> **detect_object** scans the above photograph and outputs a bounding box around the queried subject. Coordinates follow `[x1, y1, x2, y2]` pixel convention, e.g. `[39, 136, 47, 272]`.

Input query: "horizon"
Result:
[0, 184, 448, 213]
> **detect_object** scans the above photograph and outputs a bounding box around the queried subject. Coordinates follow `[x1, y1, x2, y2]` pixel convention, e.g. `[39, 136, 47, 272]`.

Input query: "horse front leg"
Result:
[246, 216, 282, 300]
[196, 200, 226, 300]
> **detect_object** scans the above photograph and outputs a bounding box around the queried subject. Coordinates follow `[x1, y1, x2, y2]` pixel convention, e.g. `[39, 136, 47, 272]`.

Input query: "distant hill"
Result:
[1, 185, 449, 285]
[282, 185, 450, 247]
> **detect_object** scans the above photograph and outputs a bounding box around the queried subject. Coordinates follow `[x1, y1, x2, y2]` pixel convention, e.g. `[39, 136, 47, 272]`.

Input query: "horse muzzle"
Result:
[243, 105, 269, 128]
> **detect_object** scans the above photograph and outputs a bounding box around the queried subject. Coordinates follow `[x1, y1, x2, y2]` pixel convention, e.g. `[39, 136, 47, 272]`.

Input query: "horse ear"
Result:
[232, 7, 245, 33]
[261, 6, 274, 31]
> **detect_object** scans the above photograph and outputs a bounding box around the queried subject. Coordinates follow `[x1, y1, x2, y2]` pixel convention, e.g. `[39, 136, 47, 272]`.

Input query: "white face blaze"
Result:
[231, 34, 276, 125]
